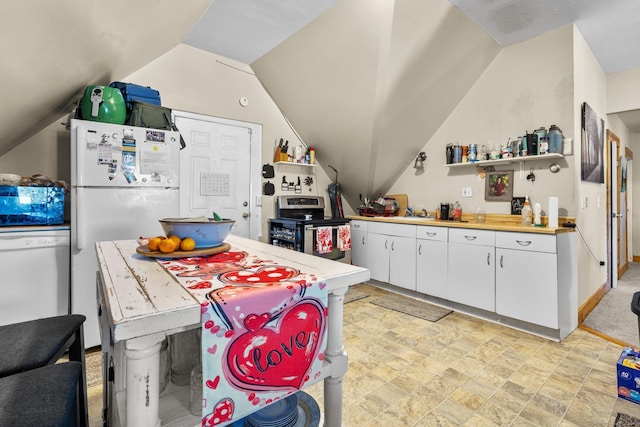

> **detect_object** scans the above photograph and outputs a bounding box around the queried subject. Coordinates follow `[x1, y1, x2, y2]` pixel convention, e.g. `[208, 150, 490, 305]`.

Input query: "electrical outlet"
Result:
[582, 195, 588, 208]
[462, 187, 472, 198]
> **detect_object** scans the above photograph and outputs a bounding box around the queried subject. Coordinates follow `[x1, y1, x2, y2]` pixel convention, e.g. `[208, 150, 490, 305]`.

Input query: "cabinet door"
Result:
[495, 248, 558, 328]
[351, 229, 367, 268]
[448, 242, 495, 311]
[366, 233, 390, 282]
[389, 235, 416, 291]
[416, 239, 448, 298]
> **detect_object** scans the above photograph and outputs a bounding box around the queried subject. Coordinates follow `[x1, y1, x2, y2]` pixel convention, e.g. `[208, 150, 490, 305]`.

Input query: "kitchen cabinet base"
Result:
[366, 280, 574, 342]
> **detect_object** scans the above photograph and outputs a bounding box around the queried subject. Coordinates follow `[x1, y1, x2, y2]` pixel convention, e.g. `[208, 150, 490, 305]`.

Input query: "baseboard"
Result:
[578, 324, 635, 347]
[578, 282, 609, 325]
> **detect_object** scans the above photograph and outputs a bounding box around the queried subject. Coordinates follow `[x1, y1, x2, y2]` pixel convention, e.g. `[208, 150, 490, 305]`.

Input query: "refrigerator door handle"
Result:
[75, 188, 85, 250]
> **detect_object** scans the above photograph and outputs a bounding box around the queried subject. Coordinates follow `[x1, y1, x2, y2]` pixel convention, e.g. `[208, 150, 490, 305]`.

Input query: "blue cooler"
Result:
[109, 82, 161, 110]
[79, 86, 126, 124]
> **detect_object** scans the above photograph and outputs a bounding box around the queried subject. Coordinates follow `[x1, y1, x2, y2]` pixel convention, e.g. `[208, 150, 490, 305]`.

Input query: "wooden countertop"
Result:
[349, 214, 576, 235]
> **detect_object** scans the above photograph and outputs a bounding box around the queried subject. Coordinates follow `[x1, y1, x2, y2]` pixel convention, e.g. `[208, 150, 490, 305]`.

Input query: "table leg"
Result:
[324, 287, 349, 427]
[124, 333, 165, 427]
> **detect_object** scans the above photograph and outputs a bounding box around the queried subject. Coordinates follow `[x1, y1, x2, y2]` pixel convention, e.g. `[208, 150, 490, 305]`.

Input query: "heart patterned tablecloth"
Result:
[158, 247, 328, 427]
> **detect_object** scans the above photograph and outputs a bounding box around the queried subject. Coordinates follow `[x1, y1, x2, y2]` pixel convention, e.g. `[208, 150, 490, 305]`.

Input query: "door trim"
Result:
[606, 129, 620, 287]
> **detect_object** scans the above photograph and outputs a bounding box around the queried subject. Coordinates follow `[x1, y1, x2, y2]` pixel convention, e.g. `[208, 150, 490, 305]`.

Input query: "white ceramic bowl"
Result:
[159, 218, 234, 248]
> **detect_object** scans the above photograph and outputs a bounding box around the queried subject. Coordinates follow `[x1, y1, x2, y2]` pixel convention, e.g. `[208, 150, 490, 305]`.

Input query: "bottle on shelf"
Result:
[521, 196, 533, 226]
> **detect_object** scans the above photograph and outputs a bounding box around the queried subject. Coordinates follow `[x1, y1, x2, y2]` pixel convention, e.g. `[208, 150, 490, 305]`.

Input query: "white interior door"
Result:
[173, 112, 260, 239]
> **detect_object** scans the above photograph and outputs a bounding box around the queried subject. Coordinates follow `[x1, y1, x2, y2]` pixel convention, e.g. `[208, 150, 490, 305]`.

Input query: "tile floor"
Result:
[89, 283, 640, 426]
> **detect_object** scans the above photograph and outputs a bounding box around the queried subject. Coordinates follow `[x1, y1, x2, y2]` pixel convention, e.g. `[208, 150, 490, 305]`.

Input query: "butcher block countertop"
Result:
[349, 213, 576, 235]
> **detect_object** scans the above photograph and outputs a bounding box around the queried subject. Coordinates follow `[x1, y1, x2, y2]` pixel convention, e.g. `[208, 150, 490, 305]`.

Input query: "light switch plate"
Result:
[462, 187, 472, 198]
[563, 138, 573, 155]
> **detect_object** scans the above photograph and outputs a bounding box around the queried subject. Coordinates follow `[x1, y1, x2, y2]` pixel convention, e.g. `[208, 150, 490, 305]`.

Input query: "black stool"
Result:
[0, 315, 88, 426]
[0, 362, 83, 426]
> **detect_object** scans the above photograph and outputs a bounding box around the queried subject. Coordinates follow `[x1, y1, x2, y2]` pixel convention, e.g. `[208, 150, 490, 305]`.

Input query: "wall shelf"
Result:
[445, 153, 564, 168]
[274, 161, 316, 168]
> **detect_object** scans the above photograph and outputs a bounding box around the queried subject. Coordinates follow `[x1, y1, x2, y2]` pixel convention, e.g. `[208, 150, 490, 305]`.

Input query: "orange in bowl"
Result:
[147, 237, 163, 252]
[159, 238, 177, 254]
[180, 237, 196, 251]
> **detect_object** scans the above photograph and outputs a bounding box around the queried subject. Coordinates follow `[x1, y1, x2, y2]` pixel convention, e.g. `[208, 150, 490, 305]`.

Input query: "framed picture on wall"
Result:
[485, 170, 513, 201]
[581, 102, 605, 183]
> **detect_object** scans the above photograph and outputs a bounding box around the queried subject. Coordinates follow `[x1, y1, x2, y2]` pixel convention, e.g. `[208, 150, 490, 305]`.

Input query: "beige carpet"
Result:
[369, 294, 452, 322]
[582, 262, 640, 347]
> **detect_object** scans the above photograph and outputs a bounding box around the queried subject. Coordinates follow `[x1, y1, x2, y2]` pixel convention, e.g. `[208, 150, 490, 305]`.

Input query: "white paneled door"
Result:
[174, 113, 256, 238]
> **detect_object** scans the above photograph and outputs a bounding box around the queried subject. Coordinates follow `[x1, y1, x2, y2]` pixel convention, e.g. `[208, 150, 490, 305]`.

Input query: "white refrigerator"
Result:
[70, 119, 181, 348]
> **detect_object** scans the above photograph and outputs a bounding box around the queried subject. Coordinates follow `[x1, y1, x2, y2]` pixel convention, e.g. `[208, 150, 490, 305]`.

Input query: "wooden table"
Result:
[96, 235, 369, 427]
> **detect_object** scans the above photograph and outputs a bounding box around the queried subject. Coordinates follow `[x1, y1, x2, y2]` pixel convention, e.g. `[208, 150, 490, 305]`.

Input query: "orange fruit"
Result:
[180, 237, 196, 251]
[159, 238, 177, 254]
[147, 237, 163, 252]
[168, 235, 182, 247]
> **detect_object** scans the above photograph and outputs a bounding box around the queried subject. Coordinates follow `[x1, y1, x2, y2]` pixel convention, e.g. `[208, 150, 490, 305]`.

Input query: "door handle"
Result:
[418, 243, 422, 255]
[487, 252, 491, 265]
[500, 255, 503, 268]
[391, 241, 395, 251]
[242, 212, 250, 219]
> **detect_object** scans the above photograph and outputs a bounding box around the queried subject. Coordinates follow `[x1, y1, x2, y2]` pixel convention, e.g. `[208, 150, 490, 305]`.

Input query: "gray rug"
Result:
[615, 412, 640, 426]
[345, 288, 370, 304]
[582, 263, 640, 347]
[370, 294, 452, 322]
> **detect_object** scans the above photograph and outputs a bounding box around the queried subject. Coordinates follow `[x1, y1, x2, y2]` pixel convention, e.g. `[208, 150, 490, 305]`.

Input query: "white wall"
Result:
[0, 117, 71, 183]
[0, 44, 336, 241]
[388, 25, 614, 307]
[572, 26, 608, 303]
[389, 26, 575, 216]
[607, 68, 640, 114]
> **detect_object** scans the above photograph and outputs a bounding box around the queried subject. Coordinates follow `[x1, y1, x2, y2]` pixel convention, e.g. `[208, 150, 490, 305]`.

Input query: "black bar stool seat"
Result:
[0, 315, 88, 426]
[0, 362, 83, 426]
[0, 314, 86, 377]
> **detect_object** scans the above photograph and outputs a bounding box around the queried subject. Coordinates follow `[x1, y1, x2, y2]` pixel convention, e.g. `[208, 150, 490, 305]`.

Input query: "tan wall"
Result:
[389, 26, 575, 215]
[571, 26, 608, 304]
[607, 68, 640, 114]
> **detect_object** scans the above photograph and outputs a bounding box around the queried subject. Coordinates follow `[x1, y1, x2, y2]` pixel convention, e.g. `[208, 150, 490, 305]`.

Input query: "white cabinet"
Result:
[495, 232, 577, 336]
[350, 220, 368, 268]
[366, 222, 416, 290]
[447, 228, 495, 311]
[349, 218, 577, 340]
[416, 226, 448, 299]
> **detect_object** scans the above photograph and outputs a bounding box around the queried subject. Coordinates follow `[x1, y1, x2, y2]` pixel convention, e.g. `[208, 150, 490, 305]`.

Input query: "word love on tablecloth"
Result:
[225, 297, 326, 391]
[159, 253, 328, 427]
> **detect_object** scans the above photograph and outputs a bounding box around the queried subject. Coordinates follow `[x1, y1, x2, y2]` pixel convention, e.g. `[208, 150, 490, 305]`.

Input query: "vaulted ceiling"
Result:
[2, 0, 640, 208]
